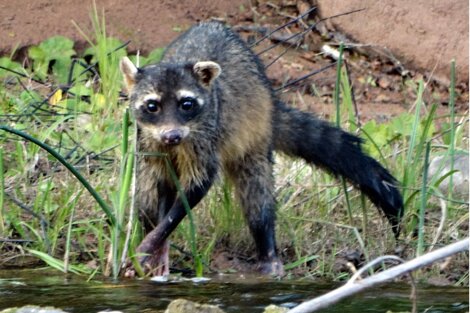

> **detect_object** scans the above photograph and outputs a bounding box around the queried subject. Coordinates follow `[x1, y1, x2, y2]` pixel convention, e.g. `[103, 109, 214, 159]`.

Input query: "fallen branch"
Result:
[288, 238, 469, 313]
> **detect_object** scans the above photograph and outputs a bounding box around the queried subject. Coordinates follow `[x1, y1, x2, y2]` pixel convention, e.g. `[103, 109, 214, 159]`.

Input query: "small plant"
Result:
[28, 36, 76, 83]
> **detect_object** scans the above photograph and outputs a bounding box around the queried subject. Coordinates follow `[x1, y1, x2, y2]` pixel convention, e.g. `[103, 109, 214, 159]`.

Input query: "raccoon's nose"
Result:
[161, 129, 183, 145]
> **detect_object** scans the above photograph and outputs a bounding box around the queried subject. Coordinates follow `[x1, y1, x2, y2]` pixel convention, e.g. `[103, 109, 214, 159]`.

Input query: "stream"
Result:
[0, 270, 468, 312]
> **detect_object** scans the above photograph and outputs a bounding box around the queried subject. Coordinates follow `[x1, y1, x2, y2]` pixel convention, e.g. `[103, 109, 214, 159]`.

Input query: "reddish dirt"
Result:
[0, 0, 245, 54]
[316, 0, 469, 85]
[1, 0, 467, 122]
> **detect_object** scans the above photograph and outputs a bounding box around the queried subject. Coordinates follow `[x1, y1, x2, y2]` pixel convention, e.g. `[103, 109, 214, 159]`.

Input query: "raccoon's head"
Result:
[120, 56, 221, 146]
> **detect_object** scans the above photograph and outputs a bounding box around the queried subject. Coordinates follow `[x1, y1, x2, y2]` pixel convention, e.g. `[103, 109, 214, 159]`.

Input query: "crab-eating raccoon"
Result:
[120, 21, 403, 276]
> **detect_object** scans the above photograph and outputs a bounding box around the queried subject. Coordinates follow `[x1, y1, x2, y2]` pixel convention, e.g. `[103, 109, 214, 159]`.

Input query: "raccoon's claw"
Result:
[123, 254, 150, 278]
[258, 258, 285, 277]
[124, 265, 137, 278]
[124, 240, 170, 278]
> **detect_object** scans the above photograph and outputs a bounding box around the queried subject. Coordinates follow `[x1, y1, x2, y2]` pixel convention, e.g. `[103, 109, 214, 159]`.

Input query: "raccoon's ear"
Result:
[193, 61, 221, 87]
[120, 56, 138, 91]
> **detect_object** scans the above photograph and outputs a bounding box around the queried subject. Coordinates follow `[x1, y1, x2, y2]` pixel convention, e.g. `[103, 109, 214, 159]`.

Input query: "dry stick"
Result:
[256, 8, 365, 57]
[274, 62, 336, 92]
[288, 238, 469, 313]
[249, 6, 317, 48]
[428, 197, 447, 252]
[346, 255, 418, 313]
[344, 60, 361, 128]
[121, 124, 138, 270]
[5, 192, 50, 253]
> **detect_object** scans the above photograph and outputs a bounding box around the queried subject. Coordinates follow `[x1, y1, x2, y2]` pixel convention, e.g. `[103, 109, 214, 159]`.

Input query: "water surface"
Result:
[0, 270, 468, 312]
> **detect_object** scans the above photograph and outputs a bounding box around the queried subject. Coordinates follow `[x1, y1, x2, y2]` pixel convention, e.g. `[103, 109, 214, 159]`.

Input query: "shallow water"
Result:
[0, 270, 468, 312]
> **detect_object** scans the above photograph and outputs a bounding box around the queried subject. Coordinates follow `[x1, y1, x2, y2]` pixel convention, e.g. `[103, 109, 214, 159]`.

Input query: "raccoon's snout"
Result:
[161, 129, 184, 145]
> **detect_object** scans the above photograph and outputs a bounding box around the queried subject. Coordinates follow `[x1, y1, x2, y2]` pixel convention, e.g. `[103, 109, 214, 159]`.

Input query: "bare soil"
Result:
[316, 0, 469, 85]
[1, 0, 467, 120]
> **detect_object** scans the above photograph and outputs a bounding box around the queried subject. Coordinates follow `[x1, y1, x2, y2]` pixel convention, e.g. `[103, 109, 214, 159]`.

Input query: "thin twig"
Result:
[288, 238, 469, 313]
[257, 9, 365, 57]
[5, 192, 50, 253]
[250, 6, 317, 48]
[274, 62, 337, 92]
[428, 197, 447, 252]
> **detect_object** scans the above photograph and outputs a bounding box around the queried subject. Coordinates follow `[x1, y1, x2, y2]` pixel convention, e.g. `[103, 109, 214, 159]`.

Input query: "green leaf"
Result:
[147, 47, 165, 64]
[284, 254, 318, 270]
[63, 99, 90, 113]
[441, 122, 451, 145]
[0, 57, 25, 77]
[28, 36, 76, 80]
[128, 55, 147, 67]
[84, 37, 126, 63]
[68, 84, 92, 97]
[28, 46, 46, 61]
[28, 249, 92, 275]
[38, 36, 75, 60]
[361, 120, 390, 158]
[52, 57, 73, 83]
[390, 113, 414, 137]
[19, 90, 42, 103]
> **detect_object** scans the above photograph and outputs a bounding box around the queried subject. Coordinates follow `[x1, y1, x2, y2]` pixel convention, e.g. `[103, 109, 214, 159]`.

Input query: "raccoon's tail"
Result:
[273, 101, 403, 237]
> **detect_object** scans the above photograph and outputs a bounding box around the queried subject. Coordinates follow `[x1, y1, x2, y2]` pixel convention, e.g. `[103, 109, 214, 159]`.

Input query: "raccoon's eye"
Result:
[179, 97, 197, 111]
[144, 99, 160, 113]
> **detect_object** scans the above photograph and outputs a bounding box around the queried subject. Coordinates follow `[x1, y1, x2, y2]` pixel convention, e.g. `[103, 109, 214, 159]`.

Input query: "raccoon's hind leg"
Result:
[227, 152, 284, 276]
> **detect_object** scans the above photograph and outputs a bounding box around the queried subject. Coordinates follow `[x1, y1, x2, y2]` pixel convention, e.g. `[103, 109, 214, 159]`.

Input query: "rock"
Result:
[263, 304, 289, 313]
[0, 306, 68, 313]
[377, 76, 392, 89]
[164, 299, 226, 313]
[428, 154, 469, 199]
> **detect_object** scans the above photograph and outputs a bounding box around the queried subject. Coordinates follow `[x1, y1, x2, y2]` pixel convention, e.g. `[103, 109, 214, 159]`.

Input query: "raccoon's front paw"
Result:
[124, 240, 170, 278]
[124, 264, 137, 278]
[123, 254, 150, 278]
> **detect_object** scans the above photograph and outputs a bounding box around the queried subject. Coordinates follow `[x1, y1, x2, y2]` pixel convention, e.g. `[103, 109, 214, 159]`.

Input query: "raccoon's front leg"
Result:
[133, 170, 217, 276]
[136, 181, 177, 277]
[124, 179, 173, 278]
[227, 152, 284, 276]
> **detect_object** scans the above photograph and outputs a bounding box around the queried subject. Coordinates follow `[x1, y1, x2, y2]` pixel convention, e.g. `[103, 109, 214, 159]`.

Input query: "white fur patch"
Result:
[176, 89, 204, 106]
[193, 61, 222, 86]
[120, 57, 137, 77]
[135, 93, 162, 109]
[193, 61, 221, 78]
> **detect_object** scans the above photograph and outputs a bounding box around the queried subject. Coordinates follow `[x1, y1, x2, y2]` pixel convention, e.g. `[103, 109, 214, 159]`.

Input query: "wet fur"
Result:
[121, 22, 403, 275]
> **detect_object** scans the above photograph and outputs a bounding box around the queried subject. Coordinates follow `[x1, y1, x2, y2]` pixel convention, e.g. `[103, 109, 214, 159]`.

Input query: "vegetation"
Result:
[0, 10, 467, 284]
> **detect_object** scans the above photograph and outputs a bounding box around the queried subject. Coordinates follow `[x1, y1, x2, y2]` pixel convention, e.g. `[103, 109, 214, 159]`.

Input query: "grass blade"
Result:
[417, 142, 431, 256]
[447, 60, 456, 202]
[333, 43, 354, 227]
[29, 249, 92, 275]
[164, 157, 202, 276]
[0, 126, 115, 226]
[0, 148, 4, 233]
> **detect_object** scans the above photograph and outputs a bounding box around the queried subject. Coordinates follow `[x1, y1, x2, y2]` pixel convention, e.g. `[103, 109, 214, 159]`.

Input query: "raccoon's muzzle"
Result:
[161, 129, 185, 145]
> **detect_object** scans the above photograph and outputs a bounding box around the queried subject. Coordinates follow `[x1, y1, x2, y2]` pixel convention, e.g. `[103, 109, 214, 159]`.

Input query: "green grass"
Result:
[0, 15, 468, 284]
